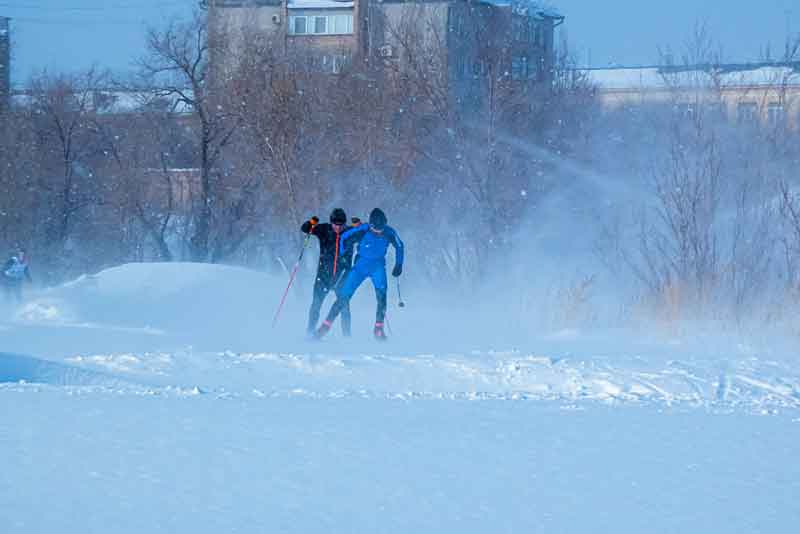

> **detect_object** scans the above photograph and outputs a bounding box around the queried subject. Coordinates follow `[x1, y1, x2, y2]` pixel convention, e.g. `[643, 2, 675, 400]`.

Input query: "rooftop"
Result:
[479, 0, 563, 18]
[287, 0, 354, 8]
[583, 63, 800, 91]
[11, 89, 194, 115]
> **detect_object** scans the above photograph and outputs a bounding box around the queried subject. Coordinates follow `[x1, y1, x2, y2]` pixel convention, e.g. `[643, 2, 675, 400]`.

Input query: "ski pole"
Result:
[272, 232, 313, 328]
[396, 278, 405, 308]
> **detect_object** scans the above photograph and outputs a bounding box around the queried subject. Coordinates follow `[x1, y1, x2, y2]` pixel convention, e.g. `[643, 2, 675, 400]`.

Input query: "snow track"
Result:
[0, 352, 202, 397]
[2, 263, 798, 414]
[0, 352, 133, 388]
[7, 348, 794, 413]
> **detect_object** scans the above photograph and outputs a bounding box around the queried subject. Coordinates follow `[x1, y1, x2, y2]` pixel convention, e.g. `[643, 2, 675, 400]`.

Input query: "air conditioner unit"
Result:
[378, 45, 393, 58]
[271, 14, 281, 24]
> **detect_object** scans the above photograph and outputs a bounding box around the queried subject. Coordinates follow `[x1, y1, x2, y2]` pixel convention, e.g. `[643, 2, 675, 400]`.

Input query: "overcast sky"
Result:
[1, 0, 798, 83]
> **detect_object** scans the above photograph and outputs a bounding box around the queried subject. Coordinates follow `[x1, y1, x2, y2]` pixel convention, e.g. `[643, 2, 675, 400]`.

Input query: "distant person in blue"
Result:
[2, 249, 33, 303]
[314, 208, 404, 341]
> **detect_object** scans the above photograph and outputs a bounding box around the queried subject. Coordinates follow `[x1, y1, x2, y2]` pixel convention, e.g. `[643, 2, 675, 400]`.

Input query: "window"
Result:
[511, 55, 528, 81]
[292, 16, 307, 35]
[767, 102, 786, 127]
[472, 60, 481, 77]
[530, 20, 541, 45]
[289, 13, 353, 35]
[675, 103, 695, 120]
[448, 12, 463, 36]
[332, 54, 345, 74]
[707, 102, 726, 121]
[452, 56, 466, 80]
[322, 54, 349, 73]
[332, 14, 352, 34]
[512, 17, 527, 42]
[737, 102, 758, 124]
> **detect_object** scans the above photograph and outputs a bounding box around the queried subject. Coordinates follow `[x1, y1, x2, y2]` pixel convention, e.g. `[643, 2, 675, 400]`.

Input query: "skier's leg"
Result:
[307, 276, 329, 334]
[335, 270, 352, 337]
[371, 267, 388, 322]
[375, 288, 387, 323]
[317, 268, 365, 338]
[340, 301, 352, 337]
[370, 267, 388, 338]
[11, 282, 22, 304]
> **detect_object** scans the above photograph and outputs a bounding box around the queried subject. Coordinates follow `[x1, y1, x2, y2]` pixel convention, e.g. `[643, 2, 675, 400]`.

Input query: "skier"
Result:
[315, 208, 403, 341]
[2, 249, 33, 304]
[301, 208, 355, 337]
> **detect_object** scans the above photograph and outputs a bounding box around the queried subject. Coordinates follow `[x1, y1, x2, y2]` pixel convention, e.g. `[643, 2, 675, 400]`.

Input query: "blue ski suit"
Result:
[322, 223, 404, 325]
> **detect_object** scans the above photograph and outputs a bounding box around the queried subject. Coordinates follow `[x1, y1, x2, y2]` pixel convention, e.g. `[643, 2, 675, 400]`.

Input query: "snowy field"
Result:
[1, 263, 799, 533]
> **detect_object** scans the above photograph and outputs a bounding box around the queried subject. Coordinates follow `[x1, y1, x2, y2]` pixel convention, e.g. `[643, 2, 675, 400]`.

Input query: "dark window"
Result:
[675, 102, 695, 120]
[737, 102, 758, 124]
[707, 102, 726, 121]
[293, 16, 307, 35]
[512, 17, 527, 42]
[767, 102, 786, 127]
[511, 56, 528, 80]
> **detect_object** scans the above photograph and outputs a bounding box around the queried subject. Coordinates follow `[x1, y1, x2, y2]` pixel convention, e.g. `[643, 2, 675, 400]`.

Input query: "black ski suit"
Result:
[301, 220, 355, 335]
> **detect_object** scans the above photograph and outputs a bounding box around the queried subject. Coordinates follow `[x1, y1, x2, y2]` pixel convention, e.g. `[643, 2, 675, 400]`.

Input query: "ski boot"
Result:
[314, 320, 333, 340]
[373, 322, 387, 341]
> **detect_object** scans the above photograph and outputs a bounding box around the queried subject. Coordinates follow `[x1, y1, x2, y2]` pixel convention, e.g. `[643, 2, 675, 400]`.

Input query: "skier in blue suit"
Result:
[314, 208, 404, 341]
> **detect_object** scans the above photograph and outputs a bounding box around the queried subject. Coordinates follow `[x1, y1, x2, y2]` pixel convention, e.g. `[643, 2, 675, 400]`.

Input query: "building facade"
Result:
[584, 63, 800, 129]
[207, 0, 562, 82]
[0, 17, 9, 112]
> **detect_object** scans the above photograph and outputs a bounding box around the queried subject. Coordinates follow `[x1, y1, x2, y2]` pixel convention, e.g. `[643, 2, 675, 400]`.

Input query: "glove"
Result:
[351, 217, 361, 225]
[310, 216, 319, 226]
[392, 265, 402, 277]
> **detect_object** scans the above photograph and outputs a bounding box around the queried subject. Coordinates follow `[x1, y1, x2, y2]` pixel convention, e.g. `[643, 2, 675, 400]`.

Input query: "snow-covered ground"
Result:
[1, 263, 799, 533]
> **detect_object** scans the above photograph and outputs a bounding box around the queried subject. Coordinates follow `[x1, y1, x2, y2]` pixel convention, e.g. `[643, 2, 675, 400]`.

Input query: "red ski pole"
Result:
[272, 230, 313, 328]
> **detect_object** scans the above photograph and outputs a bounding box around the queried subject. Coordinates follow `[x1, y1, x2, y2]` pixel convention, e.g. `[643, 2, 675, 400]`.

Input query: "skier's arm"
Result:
[2, 259, 11, 272]
[340, 224, 368, 254]
[390, 229, 404, 276]
[300, 216, 320, 235]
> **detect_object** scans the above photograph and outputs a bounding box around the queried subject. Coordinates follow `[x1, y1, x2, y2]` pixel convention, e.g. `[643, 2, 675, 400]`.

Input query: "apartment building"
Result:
[584, 63, 800, 129]
[207, 0, 562, 81]
[0, 17, 9, 112]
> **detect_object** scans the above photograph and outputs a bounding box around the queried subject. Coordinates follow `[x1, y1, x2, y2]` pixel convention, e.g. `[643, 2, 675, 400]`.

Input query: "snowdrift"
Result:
[0, 351, 133, 388]
[2, 262, 306, 354]
[1, 261, 798, 413]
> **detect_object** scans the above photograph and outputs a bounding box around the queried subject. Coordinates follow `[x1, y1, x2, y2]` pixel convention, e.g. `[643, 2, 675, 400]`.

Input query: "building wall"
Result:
[209, 1, 360, 70]
[209, 0, 560, 85]
[379, 1, 449, 61]
[0, 17, 9, 112]
[285, 7, 359, 56]
[209, 3, 284, 57]
[598, 86, 800, 129]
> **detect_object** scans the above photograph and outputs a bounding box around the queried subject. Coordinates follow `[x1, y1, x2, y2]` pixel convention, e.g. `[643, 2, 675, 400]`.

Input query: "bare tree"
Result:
[0, 107, 38, 252]
[382, 4, 593, 284]
[139, 10, 243, 262]
[24, 68, 115, 275]
[594, 25, 799, 322]
[779, 180, 800, 289]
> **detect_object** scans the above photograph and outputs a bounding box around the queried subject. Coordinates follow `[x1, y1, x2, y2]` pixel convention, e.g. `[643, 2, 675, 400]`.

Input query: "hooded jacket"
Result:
[300, 221, 355, 283]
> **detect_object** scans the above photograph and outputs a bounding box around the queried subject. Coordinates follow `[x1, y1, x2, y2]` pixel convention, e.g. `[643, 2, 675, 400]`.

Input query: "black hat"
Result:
[369, 208, 387, 230]
[330, 208, 347, 225]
